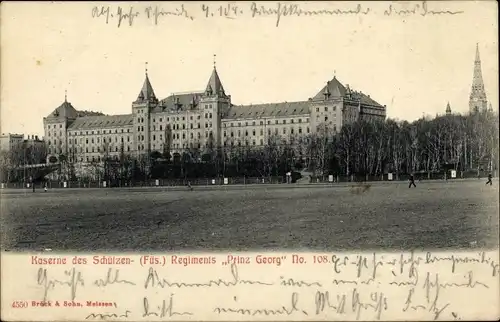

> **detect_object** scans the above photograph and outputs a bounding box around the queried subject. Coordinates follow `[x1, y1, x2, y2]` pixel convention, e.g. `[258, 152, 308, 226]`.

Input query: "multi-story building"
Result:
[43, 63, 386, 164]
[0, 133, 24, 152]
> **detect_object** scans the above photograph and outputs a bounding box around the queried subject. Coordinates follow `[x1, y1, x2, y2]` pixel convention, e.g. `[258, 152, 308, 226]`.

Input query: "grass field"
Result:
[1, 180, 498, 252]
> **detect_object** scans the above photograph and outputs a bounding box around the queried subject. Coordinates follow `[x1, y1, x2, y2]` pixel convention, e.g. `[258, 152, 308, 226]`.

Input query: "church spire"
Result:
[446, 101, 451, 115]
[64, 89, 67, 103]
[469, 43, 488, 113]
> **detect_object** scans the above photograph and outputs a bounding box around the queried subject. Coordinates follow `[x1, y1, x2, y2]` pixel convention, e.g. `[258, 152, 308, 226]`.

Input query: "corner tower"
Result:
[469, 43, 488, 113]
[198, 55, 231, 149]
[132, 63, 158, 156]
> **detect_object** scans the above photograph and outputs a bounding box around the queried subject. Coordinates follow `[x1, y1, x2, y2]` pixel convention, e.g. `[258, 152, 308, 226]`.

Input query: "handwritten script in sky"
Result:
[90, 1, 465, 28]
[2, 251, 499, 321]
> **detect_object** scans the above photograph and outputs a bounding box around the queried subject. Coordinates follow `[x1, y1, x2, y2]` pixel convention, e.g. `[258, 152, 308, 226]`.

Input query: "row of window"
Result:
[47, 124, 63, 129]
[47, 131, 63, 137]
[315, 106, 338, 112]
[223, 118, 310, 128]
[68, 129, 131, 136]
[67, 137, 130, 144]
[224, 127, 310, 137]
[316, 115, 337, 122]
[68, 145, 131, 154]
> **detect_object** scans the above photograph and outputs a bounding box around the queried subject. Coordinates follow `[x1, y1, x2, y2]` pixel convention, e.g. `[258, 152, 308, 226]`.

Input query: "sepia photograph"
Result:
[1, 1, 498, 255]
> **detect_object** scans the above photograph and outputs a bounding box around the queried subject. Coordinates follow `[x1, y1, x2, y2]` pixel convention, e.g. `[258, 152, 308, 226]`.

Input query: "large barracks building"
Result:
[43, 63, 386, 163]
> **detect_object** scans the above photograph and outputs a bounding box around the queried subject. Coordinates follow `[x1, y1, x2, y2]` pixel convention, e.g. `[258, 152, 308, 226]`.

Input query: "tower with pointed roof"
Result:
[469, 43, 488, 113]
[43, 90, 79, 162]
[198, 56, 231, 149]
[132, 63, 159, 155]
[446, 102, 452, 115]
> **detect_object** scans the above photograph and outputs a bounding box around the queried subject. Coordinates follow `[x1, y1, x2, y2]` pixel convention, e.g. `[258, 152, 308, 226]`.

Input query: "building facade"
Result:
[43, 65, 386, 164]
[0, 133, 24, 152]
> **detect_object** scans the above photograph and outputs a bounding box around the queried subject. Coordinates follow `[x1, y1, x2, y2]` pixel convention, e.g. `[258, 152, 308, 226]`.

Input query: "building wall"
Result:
[42, 75, 386, 164]
[67, 126, 133, 163]
[0, 133, 24, 152]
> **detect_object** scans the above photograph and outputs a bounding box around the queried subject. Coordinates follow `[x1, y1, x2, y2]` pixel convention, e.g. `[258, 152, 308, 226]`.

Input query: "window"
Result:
[299, 119, 302, 123]
[252, 130, 256, 136]
[283, 128, 286, 134]
[283, 120, 286, 124]
[325, 116, 328, 122]
[275, 120, 278, 124]
[260, 129, 263, 135]
[325, 107, 328, 112]
[316, 107, 319, 112]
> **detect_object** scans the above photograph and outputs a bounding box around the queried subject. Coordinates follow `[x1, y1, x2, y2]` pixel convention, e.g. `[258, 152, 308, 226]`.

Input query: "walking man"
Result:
[486, 173, 493, 186]
[409, 174, 416, 188]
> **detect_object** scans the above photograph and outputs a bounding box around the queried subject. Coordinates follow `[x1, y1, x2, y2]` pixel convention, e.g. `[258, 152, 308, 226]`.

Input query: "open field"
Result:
[1, 180, 498, 252]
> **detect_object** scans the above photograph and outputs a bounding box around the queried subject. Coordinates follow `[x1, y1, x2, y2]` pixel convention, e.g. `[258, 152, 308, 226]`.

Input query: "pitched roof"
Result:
[312, 76, 384, 108]
[348, 91, 384, 107]
[68, 114, 133, 130]
[46, 101, 79, 119]
[135, 74, 157, 102]
[205, 67, 225, 96]
[312, 76, 347, 100]
[156, 92, 204, 112]
[226, 101, 310, 120]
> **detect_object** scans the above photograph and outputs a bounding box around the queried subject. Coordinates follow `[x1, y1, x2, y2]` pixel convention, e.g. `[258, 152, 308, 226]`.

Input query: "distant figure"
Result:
[44, 183, 48, 192]
[187, 181, 193, 191]
[409, 174, 416, 188]
[486, 174, 493, 186]
[32, 182, 35, 193]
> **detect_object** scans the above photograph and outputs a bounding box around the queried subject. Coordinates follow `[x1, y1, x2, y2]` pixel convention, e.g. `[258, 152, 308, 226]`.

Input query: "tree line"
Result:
[1, 109, 497, 183]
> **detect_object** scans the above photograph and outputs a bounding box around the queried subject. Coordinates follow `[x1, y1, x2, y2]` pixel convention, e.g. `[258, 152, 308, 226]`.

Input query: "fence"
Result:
[0, 170, 495, 189]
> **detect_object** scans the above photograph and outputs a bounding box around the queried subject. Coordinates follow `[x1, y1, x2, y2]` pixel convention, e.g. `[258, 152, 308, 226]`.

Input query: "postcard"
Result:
[1, 1, 499, 321]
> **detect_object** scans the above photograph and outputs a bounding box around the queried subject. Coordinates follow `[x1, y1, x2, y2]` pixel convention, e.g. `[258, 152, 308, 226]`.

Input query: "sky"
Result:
[1, 1, 498, 137]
